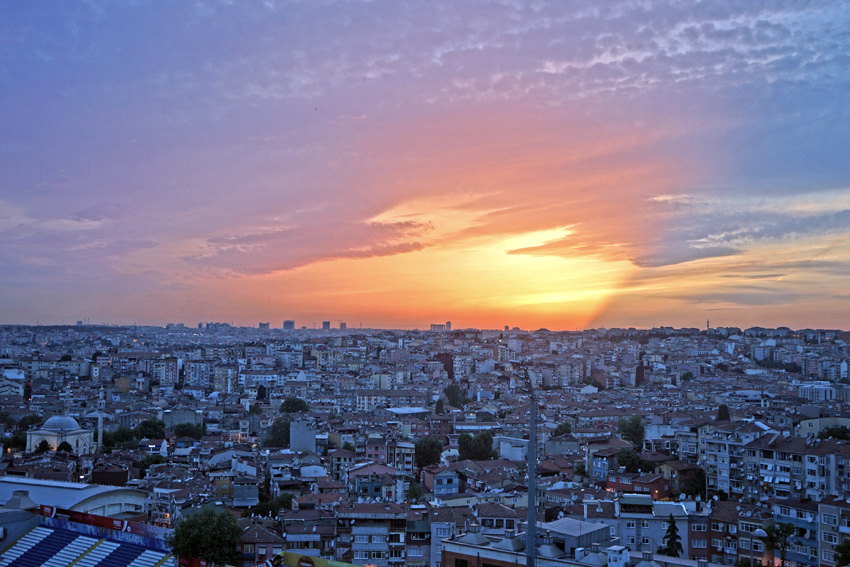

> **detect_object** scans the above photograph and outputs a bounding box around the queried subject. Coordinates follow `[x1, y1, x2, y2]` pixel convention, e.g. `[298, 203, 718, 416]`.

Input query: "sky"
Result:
[2, 1, 850, 331]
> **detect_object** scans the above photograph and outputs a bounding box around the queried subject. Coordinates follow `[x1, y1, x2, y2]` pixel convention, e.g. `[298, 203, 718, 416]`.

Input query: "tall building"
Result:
[339, 322, 347, 330]
[322, 321, 331, 330]
[283, 320, 295, 330]
[445, 320, 451, 331]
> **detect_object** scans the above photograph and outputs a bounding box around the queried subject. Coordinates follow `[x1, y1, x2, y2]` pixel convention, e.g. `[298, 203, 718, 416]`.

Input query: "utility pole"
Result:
[525, 367, 537, 567]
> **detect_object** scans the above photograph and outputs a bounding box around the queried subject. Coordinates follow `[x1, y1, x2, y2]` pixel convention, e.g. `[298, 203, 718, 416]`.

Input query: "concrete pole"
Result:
[526, 368, 537, 567]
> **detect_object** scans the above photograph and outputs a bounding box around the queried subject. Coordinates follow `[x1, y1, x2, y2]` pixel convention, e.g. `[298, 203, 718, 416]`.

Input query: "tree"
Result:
[680, 371, 694, 382]
[0, 410, 17, 427]
[616, 449, 655, 474]
[574, 462, 587, 477]
[405, 480, 423, 502]
[167, 507, 242, 565]
[174, 422, 206, 439]
[18, 414, 42, 430]
[763, 522, 795, 567]
[140, 454, 167, 477]
[57, 441, 73, 452]
[248, 404, 264, 415]
[444, 383, 464, 409]
[683, 468, 707, 499]
[658, 514, 683, 557]
[244, 493, 296, 518]
[554, 422, 572, 437]
[414, 437, 443, 470]
[435, 399, 445, 414]
[135, 419, 165, 439]
[1, 431, 26, 451]
[263, 415, 292, 447]
[716, 404, 731, 421]
[819, 426, 850, 440]
[342, 441, 355, 452]
[617, 416, 645, 447]
[101, 426, 136, 452]
[835, 537, 850, 567]
[35, 439, 51, 453]
[280, 397, 309, 414]
[458, 431, 497, 461]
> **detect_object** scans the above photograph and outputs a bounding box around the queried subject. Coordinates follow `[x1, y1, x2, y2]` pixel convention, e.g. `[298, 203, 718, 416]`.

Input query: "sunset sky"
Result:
[3, 1, 850, 330]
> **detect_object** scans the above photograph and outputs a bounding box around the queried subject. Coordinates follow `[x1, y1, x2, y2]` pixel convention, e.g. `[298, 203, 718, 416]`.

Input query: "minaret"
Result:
[96, 385, 105, 454]
[525, 368, 537, 567]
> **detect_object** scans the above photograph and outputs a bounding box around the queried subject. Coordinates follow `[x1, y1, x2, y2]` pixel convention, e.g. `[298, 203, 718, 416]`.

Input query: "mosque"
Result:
[25, 415, 94, 454]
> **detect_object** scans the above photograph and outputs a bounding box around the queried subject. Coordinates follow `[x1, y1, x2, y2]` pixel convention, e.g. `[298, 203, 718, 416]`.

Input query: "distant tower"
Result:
[707, 319, 710, 332]
[445, 321, 451, 332]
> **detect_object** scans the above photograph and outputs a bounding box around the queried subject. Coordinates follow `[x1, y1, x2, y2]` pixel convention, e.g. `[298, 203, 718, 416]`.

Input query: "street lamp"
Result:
[751, 528, 768, 567]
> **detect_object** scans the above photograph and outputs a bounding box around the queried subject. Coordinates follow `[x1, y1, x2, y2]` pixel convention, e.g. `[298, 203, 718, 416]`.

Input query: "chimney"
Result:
[642, 551, 653, 561]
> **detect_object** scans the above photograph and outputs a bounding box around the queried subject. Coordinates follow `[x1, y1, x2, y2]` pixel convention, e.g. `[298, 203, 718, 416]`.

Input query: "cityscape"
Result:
[1, 321, 850, 567]
[3, 1, 850, 567]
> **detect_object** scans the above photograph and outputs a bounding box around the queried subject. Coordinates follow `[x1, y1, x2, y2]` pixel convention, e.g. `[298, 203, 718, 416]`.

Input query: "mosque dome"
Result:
[42, 415, 81, 431]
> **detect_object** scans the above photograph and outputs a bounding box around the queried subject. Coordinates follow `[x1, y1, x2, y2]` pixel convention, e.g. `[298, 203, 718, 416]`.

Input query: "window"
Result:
[712, 521, 722, 531]
[355, 535, 369, 543]
[408, 548, 423, 557]
[436, 527, 451, 537]
[823, 532, 838, 544]
[753, 541, 764, 552]
[641, 537, 650, 545]
[823, 513, 838, 526]
[626, 520, 636, 529]
[354, 551, 368, 560]
[258, 546, 266, 557]
[712, 538, 723, 549]
[626, 536, 635, 545]
[779, 506, 790, 516]
[641, 520, 650, 528]
[824, 550, 836, 562]
[693, 523, 707, 532]
[692, 539, 707, 548]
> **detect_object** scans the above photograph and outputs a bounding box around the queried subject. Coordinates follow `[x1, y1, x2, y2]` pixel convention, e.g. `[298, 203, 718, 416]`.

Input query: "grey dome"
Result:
[42, 416, 81, 431]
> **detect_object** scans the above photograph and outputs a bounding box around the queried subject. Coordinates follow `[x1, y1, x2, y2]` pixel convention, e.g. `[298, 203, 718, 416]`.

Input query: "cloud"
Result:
[190, 220, 431, 274]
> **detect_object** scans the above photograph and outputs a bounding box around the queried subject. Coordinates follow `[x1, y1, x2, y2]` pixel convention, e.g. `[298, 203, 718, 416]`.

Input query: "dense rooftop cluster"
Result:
[1, 323, 850, 567]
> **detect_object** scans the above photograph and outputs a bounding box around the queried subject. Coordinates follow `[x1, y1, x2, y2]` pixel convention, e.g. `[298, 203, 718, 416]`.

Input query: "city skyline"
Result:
[3, 1, 850, 331]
